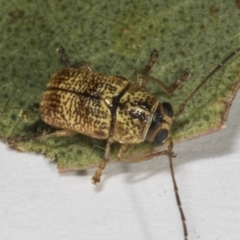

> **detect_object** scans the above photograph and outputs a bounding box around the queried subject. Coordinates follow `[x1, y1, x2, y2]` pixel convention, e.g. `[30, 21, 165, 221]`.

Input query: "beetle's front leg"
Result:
[132, 68, 190, 95]
[92, 138, 113, 185]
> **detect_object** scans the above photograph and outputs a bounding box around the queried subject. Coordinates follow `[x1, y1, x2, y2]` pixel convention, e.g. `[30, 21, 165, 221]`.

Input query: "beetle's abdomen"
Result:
[113, 84, 159, 144]
[39, 68, 129, 139]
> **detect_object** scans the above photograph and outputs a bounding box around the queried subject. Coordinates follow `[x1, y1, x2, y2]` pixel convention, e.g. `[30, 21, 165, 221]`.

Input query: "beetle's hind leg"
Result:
[131, 50, 190, 94]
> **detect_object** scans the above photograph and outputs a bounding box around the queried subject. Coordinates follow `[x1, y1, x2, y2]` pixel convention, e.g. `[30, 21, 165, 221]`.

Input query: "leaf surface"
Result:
[0, 0, 240, 170]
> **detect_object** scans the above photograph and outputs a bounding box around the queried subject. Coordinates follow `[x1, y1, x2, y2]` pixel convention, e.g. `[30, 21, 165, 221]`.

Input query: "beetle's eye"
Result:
[163, 102, 173, 118]
[154, 129, 169, 146]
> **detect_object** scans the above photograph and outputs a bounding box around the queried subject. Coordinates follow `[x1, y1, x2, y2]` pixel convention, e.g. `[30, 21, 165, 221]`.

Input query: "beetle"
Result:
[39, 46, 191, 183]
[7, 45, 240, 240]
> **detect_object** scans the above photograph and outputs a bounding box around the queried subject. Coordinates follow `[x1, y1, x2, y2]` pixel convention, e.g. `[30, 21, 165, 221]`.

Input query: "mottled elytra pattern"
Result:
[40, 68, 129, 139]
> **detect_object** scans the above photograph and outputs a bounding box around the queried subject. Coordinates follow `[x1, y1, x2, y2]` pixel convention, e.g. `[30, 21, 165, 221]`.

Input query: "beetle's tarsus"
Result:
[92, 170, 102, 185]
[150, 49, 160, 62]
[57, 45, 71, 67]
[167, 69, 191, 94]
[145, 49, 160, 72]
[5, 135, 34, 145]
[92, 161, 107, 185]
[179, 68, 191, 85]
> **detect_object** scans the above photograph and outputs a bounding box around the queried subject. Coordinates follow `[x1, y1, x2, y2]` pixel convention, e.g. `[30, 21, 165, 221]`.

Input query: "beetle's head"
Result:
[145, 102, 173, 146]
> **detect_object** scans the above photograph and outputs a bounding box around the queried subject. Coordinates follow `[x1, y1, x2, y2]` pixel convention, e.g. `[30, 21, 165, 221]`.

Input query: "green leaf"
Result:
[1, 0, 240, 171]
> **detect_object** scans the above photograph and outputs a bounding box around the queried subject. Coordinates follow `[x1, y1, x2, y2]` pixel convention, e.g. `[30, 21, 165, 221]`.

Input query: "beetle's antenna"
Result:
[167, 138, 188, 240]
[175, 47, 240, 117]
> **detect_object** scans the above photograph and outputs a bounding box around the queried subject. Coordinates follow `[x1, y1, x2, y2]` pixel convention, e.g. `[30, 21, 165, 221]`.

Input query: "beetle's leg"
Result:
[57, 45, 71, 68]
[25, 103, 39, 112]
[92, 138, 113, 185]
[132, 68, 190, 95]
[119, 146, 174, 163]
[131, 50, 190, 94]
[115, 143, 172, 161]
[21, 103, 39, 116]
[117, 144, 132, 160]
[20, 103, 40, 121]
[6, 129, 77, 145]
[131, 50, 159, 87]
[144, 69, 191, 95]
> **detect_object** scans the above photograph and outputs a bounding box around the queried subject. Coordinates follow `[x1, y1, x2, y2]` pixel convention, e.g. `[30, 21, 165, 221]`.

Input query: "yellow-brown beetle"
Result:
[38, 46, 191, 186]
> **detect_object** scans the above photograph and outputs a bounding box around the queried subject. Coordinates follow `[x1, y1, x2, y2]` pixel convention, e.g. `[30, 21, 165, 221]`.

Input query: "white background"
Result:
[1, 92, 240, 240]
